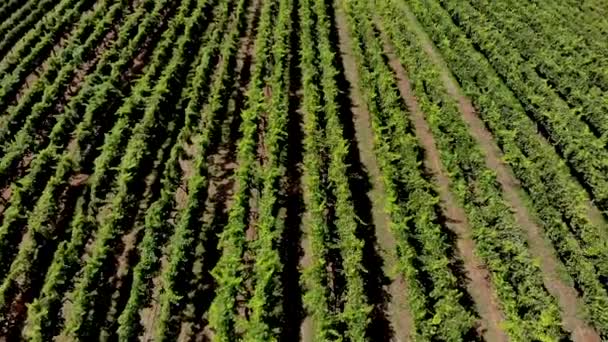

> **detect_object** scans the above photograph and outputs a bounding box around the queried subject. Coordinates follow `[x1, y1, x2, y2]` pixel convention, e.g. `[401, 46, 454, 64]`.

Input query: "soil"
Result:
[140, 258, 165, 341]
[0, 187, 11, 216]
[297, 106, 313, 342]
[176, 143, 196, 210]
[333, 2, 413, 341]
[395, 4, 600, 341]
[377, 26, 508, 342]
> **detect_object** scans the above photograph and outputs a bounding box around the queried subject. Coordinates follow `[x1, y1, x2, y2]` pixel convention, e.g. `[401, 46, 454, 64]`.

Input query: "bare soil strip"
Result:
[298, 271, 312, 342]
[377, 26, 508, 342]
[397, 5, 600, 341]
[297, 100, 313, 341]
[333, 2, 413, 341]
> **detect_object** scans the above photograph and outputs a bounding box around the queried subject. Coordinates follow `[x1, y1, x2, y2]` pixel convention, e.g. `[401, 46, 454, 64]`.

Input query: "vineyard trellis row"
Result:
[0, 0, 606, 340]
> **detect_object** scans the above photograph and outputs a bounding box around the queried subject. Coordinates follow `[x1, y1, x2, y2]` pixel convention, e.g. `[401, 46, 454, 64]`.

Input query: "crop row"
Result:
[299, 0, 371, 339]
[0, 0, 175, 289]
[114, 0, 235, 338]
[0, 0, 96, 118]
[154, 0, 246, 339]
[0, 0, 32, 24]
[548, 0, 608, 49]
[298, 0, 338, 338]
[389, 0, 608, 337]
[431, 0, 608, 215]
[341, 0, 479, 340]
[60, 0, 212, 338]
[244, 0, 295, 338]
[0, 0, 61, 59]
[15, 0, 187, 338]
[377, 0, 575, 339]
[466, 0, 608, 139]
[0, 0, 125, 185]
[207, 0, 291, 339]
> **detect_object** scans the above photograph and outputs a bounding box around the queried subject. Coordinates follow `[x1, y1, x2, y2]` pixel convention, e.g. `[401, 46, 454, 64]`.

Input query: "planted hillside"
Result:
[0, 0, 606, 340]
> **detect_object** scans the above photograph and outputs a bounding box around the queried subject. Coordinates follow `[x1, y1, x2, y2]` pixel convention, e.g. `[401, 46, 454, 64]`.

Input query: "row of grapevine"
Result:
[550, 0, 608, 49]
[339, 0, 478, 340]
[0, 0, 99, 114]
[21, 195, 89, 341]
[60, 0, 211, 337]
[0, 0, 173, 333]
[0, 0, 125, 184]
[0, 0, 60, 58]
[154, 0, 247, 339]
[0, 146, 59, 280]
[16, 0, 187, 338]
[386, 0, 608, 337]
[429, 0, 608, 215]
[0, 0, 152, 185]
[207, 0, 284, 338]
[0, 0, 31, 24]
[375, 0, 597, 339]
[400, 0, 608, 277]
[312, 0, 371, 334]
[1, 0, 606, 340]
[0, 0, 95, 98]
[83, 0, 186, 221]
[299, 0, 371, 339]
[298, 0, 336, 337]
[115, 0, 238, 338]
[494, 1, 608, 92]
[474, 0, 607, 91]
[0, 0, 175, 285]
[466, 0, 608, 139]
[242, 0, 292, 335]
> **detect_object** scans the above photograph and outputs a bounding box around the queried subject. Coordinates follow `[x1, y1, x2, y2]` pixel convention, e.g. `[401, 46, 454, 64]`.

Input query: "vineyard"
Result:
[0, 0, 607, 340]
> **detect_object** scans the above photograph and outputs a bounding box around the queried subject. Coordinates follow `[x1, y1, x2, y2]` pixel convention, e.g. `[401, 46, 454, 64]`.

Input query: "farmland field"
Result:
[1, 0, 608, 340]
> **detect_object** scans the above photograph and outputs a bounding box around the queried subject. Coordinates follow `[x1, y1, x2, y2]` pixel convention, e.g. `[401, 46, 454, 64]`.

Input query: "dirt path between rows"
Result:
[298, 132, 313, 342]
[376, 22, 509, 342]
[394, 4, 600, 341]
[333, 2, 412, 341]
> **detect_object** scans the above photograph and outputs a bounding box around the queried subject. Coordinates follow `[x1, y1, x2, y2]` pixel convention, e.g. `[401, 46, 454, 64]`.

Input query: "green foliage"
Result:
[207, 0, 281, 339]
[243, 0, 296, 339]
[0, 0, 61, 59]
[0, 0, 29, 24]
[386, 0, 608, 337]
[298, 0, 337, 338]
[1, 0, 606, 340]
[342, 0, 477, 339]
[431, 0, 608, 213]
[0, 0, 123, 182]
[377, 1, 566, 339]
[60, 0, 209, 338]
[299, 0, 372, 339]
[0, 0, 96, 122]
[153, 0, 246, 339]
[469, 0, 608, 138]
[115, 2, 234, 340]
